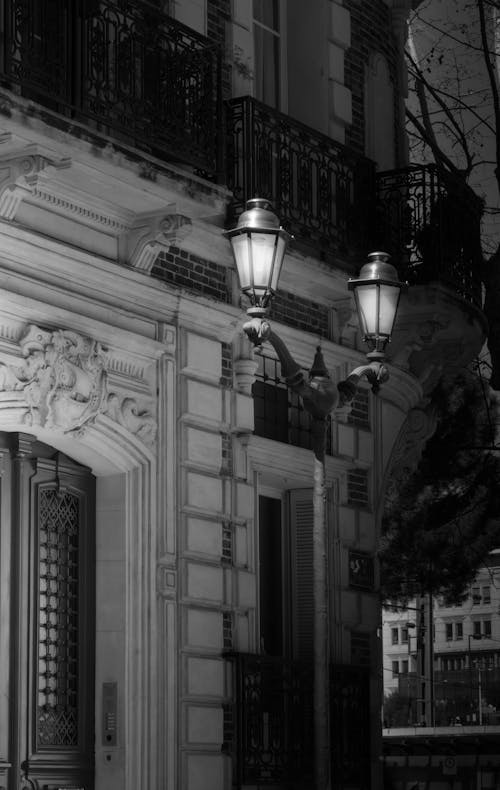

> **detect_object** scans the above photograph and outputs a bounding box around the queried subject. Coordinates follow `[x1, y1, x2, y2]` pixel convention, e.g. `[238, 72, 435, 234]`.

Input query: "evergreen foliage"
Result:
[380, 370, 500, 603]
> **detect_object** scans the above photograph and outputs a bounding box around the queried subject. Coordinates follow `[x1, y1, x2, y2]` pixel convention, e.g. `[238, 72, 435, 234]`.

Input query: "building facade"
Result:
[0, 2, 486, 790]
[383, 558, 500, 727]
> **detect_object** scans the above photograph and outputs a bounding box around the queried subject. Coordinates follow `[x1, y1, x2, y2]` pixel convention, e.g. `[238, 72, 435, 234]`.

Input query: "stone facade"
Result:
[0, 2, 486, 790]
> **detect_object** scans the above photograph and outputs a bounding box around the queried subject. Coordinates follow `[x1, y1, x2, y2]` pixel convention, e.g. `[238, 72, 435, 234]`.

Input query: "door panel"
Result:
[0, 434, 95, 790]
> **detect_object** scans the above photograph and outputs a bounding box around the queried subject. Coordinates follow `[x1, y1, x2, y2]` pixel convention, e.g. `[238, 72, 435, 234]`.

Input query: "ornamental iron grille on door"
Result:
[37, 487, 81, 748]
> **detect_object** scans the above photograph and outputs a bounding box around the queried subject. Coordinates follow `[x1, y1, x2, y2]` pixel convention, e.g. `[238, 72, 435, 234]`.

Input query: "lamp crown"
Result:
[236, 198, 281, 231]
[358, 251, 399, 283]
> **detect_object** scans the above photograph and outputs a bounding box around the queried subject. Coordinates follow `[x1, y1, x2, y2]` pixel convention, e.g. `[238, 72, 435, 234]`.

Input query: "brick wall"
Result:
[152, 247, 229, 302]
[270, 291, 330, 338]
[343, 0, 399, 158]
[207, 0, 232, 99]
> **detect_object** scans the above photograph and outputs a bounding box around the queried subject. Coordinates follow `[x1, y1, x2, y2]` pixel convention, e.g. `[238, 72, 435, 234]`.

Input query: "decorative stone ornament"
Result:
[0, 324, 157, 443]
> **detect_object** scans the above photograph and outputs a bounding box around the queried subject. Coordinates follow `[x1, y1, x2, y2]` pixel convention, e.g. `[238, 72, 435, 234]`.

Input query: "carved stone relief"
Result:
[385, 403, 437, 493]
[0, 324, 157, 443]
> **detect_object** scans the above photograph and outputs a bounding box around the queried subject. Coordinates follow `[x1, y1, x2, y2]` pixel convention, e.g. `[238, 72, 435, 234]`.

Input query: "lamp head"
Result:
[348, 252, 405, 358]
[224, 199, 292, 315]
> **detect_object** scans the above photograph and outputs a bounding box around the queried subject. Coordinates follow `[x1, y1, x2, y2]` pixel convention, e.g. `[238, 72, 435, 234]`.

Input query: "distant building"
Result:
[383, 554, 500, 726]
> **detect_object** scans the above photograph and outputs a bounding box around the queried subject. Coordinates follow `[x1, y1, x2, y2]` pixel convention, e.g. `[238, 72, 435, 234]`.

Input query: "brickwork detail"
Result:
[270, 291, 330, 338]
[207, 0, 231, 99]
[347, 467, 369, 507]
[152, 247, 229, 302]
[220, 433, 233, 476]
[222, 522, 233, 565]
[343, 0, 399, 157]
[220, 342, 233, 388]
[223, 611, 233, 649]
[347, 389, 370, 429]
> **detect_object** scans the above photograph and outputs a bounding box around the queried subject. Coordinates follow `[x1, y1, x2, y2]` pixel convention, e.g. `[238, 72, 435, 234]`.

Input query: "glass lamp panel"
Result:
[270, 234, 286, 292]
[354, 283, 379, 338]
[378, 284, 401, 337]
[231, 233, 252, 292]
[250, 232, 279, 295]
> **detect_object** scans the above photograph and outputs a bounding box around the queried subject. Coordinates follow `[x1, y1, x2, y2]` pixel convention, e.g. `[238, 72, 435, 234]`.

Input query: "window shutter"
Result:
[289, 489, 314, 662]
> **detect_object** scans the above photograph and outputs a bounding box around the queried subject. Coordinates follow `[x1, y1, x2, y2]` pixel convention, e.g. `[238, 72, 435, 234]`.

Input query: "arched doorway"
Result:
[0, 433, 95, 790]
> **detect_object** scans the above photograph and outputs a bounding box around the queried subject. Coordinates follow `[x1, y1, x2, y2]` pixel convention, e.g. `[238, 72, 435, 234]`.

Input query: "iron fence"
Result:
[229, 654, 372, 789]
[226, 95, 376, 264]
[229, 653, 314, 788]
[1, 0, 223, 177]
[375, 165, 483, 306]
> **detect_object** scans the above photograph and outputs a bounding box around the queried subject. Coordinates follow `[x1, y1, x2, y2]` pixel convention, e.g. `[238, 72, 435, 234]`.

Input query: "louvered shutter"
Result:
[289, 489, 314, 661]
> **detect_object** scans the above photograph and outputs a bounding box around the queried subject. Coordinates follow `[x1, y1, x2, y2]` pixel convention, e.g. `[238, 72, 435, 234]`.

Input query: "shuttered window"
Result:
[289, 489, 314, 661]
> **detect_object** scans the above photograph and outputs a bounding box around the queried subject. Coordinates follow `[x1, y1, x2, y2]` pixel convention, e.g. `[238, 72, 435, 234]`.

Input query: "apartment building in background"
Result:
[0, 1, 486, 789]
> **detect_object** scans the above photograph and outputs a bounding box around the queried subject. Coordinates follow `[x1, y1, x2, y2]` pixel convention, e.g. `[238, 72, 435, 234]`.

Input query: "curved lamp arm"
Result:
[243, 316, 390, 416]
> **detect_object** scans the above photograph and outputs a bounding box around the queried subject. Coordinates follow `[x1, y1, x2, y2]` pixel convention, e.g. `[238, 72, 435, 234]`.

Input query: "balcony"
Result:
[226, 98, 483, 308]
[375, 165, 483, 307]
[226, 95, 376, 267]
[0, 4, 484, 311]
[227, 653, 372, 789]
[0, 0, 223, 177]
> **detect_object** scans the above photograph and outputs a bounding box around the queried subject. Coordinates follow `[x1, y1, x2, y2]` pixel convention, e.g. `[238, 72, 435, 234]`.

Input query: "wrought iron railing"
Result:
[228, 654, 372, 789]
[228, 653, 314, 787]
[1, 0, 223, 177]
[226, 95, 377, 264]
[375, 165, 483, 307]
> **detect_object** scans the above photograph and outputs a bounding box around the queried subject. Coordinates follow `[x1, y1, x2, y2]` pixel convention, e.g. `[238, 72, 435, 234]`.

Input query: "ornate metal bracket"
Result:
[242, 315, 389, 421]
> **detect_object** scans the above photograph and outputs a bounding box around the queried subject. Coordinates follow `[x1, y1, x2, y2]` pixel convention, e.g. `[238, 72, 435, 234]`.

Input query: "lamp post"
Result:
[225, 199, 405, 789]
[468, 634, 484, 724]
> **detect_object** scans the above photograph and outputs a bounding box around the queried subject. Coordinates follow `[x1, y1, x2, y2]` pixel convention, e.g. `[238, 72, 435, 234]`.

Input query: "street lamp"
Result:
[225, 199, 405, 789]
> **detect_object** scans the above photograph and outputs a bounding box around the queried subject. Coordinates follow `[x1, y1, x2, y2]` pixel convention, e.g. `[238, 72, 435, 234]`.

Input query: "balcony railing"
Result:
[1, 0, 223, 177]
[226, 95, 377, 265]
[375, 165, 483, 307]
[228, 653, 371, 789]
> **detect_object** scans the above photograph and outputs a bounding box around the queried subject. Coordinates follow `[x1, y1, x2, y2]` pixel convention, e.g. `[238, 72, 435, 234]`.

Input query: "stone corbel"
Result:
[122, 211, 192, 271]
[0, 147, 71, 220]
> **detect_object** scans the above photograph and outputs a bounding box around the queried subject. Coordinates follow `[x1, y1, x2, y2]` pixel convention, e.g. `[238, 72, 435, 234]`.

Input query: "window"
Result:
[253, 0, 281, 108]
[455, 621, 463, 640]
[391, 628, 399, 645]
[401, 660, 408, 675]
[473, 620, 482, 637]
[484, 620, 492, 638]
[482, 586, 491, 604]
[401, 627, 408, 644]
[253, 354, 332, 452]
[392, 661, 399, 678]
[259, 496, 283, 656]
[472, 586, 481, 604]
[445, 623, 453, 641]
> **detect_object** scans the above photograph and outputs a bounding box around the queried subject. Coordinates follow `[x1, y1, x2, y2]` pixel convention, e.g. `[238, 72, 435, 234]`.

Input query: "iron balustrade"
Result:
[228, 654, 372, 790]
[1, 0, 223, 177]
[229, 653, 314, 788]
[226, 95, 377, 264]
[375, 165, 483, 307]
